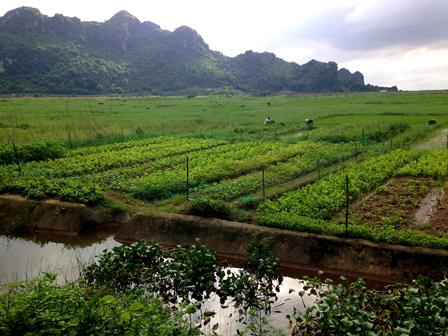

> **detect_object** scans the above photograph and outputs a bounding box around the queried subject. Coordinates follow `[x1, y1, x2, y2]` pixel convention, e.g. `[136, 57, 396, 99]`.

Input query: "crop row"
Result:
[0, 137, 225, 178]
[294, 121, 410, 144]
[397, 149, 448, 178]
[0, 139, 310, 204]
[129, 141, 316, 200]
[191, 142, 356, 201]
[0, 176, 103, 205]
[257, 150, 422, 220]
[69, 136, 177, 156]
[83, 141, 268, 188]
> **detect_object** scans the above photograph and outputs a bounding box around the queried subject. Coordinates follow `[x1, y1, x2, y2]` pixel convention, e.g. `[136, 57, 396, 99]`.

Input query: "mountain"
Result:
[0, 7, 397, 95]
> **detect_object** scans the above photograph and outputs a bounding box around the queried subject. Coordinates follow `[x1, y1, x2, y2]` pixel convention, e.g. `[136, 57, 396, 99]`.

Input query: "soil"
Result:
[348, 177, 447, 235]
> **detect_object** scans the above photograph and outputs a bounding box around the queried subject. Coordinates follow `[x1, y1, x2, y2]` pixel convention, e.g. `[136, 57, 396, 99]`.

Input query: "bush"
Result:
[135, 127, 144, 138]
[189, 197, 233, 220]
[84, 241, 164, 292]
[293, 275, 448, 335]
[0, 141, 67, 165]
[0, 274, 199, 336]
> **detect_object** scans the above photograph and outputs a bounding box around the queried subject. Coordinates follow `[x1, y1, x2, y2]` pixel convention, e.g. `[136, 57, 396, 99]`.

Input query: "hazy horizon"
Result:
[1, 0, 447, 91]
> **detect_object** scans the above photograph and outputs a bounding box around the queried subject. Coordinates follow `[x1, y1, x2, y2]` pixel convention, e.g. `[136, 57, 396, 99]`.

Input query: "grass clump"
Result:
[189, 197, 234, 220]
[0, 273, 199, 336]
[0, 141, 67, 165]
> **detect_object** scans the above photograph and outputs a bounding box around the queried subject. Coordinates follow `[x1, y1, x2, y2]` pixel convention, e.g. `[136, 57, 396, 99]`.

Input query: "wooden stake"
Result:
[186, 156, 190, 200]
[7, 132, 21, 175]
[345, 174, 349, 236]
[262, 169, 266, 199]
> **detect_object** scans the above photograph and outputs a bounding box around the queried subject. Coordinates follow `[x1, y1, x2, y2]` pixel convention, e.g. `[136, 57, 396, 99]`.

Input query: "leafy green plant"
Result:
[83, 241, 164, 292]
[135, 127, 144, 138]
[258, 150, 420, 220]
[0, 141, 67, 165]
[0, 273, 199, 336]
[189, 197, 233, 219]
[292, 275, 448, 335]
[161, 241, 219, 303]
[219, 233, 283, 314]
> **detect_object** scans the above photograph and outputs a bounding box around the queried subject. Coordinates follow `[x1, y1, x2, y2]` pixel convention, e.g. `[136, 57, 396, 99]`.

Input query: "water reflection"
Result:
[0, 232, 120, 284]
[0, 233, 313, 335]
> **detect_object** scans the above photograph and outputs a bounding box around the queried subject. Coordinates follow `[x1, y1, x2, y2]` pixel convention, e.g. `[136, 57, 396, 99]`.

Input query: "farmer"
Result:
[264, 116, 273, 126]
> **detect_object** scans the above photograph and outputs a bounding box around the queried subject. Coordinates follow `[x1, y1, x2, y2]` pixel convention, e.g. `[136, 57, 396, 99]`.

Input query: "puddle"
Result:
[415, 186, 446, 225]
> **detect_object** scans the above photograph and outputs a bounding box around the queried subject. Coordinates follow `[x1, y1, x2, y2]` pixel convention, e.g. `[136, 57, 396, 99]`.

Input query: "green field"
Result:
[1, 91, 448, 248]
[1, 91, 448, 145]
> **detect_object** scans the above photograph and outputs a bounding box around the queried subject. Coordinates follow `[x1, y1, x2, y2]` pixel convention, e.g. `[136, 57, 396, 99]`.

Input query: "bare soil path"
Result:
[415, 127, 448, 150]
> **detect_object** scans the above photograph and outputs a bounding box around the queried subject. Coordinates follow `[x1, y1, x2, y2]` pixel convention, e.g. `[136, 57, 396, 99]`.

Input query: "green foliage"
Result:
[83, 241, 164, 292]
[397, 149, 448, 178]
[302, 121, 410, 144]
[0, 177, 104, 205]
[258, 150, 420, 220]
[191, 142, 355, 202]
[219, 233, 283, 313]
[132, 141, 311, 201]
[0, 93, 445, 146]
[0, 141, 67, 165]
[84, 239, 283, 316]
[163, 242, 219, 302]
[0, 273, 199, 336]
[135, 127, 144, 138]
[0, 137, 223, 204]
[293, 276, 448, 335]
[85, 240, 220, 305]
[257, 211, 448, 249]
[0, 8, 380, 95]
[189, 197, 233, 219]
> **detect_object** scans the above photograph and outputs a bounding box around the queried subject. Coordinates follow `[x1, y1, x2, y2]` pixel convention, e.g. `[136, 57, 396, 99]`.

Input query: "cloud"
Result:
[289, 0, 448, 52]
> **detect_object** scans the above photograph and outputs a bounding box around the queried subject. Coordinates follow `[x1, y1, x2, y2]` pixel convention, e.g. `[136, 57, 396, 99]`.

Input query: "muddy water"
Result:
[0, 232, 312, 335]
[0, 231, 120, 283]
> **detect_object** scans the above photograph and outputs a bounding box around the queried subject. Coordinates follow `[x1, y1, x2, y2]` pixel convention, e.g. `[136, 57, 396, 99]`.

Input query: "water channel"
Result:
[0, 231, 314, 335]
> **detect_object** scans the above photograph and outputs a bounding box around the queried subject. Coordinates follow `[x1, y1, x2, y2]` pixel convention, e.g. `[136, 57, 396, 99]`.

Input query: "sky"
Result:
[1, 0, 447, 90]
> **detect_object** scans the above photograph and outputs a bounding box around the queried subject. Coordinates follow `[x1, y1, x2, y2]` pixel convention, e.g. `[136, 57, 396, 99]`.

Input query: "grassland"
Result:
[1, 91, 447, 248]
[1, 91, 448, 145]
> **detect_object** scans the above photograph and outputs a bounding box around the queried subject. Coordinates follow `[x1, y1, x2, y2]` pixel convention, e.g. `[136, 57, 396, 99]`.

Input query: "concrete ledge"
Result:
[0, 195, 124, 235]
[116, 212, 448, 281]
[1, 195, 446, 281]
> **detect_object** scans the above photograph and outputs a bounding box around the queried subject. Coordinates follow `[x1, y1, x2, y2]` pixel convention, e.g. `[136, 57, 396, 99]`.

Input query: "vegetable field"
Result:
[1, 92, 448, 248]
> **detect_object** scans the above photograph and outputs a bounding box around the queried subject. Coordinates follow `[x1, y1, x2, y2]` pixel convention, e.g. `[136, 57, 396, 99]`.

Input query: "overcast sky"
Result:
[1, 0, 447, 90]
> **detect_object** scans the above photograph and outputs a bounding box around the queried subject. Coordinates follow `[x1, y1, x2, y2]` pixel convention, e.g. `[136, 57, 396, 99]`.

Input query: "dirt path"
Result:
[415, 127, 448, 150]
[414, 185, 446, 225]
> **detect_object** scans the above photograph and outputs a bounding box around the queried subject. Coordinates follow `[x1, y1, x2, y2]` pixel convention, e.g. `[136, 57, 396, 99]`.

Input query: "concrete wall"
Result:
[1, 195, 446, 281]
[0, 195, 123, 235]
[117, 212, 448, 282]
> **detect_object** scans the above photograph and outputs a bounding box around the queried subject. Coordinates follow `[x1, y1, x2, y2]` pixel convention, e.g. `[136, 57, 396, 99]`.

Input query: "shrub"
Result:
[293, 275, 448, 335]
[0, 141, 67, 165]
[135, 127, 144, 138]
[0, 274, 199, 336]
[189, 197, 233, 220]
